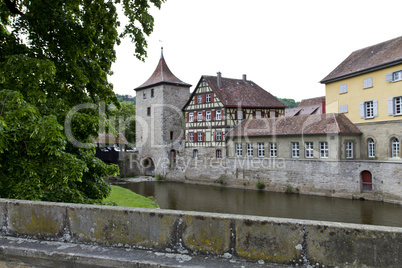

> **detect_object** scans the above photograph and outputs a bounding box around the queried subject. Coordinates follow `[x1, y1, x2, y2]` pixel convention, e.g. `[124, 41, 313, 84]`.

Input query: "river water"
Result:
[115, 181, 402, 228]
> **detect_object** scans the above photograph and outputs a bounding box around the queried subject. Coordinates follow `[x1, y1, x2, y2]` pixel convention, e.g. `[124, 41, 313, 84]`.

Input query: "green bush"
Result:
[256, 181, 265, 190]
[155, 173, 165, 181]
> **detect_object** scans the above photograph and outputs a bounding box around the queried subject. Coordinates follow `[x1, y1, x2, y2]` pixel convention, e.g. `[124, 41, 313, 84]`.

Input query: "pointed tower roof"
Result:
[135, 48, 191, 91]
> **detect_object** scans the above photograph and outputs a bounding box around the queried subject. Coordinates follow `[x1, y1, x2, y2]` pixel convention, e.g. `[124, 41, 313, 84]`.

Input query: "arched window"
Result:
[367, 138, 375, 158]
[391, 138, 400, 158]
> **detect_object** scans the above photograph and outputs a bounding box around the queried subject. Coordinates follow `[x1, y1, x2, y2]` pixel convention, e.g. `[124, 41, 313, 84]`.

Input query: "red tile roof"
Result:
[226, 113, 361, 137]
[321, 36, 402, 84]
[135, 51, 191, 90]
[285, 96, 325, 116]
[187, 75, 286, 109]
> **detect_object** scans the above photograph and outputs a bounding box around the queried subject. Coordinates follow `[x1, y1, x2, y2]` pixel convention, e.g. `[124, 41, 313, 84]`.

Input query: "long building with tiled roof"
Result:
[226, 113, 361, 137]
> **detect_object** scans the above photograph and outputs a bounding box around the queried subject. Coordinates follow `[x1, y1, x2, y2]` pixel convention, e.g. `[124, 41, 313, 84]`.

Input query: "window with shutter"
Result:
[363, 77, 373, 89]
[340, 104, 348, 113]
[339, 84, 347, 94]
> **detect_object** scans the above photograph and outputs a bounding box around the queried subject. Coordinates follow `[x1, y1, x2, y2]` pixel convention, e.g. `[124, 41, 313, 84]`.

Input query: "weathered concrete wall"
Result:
[1, 199, 402, 267]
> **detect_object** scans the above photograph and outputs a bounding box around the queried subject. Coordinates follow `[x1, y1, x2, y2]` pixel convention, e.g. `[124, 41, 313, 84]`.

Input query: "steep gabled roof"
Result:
[135, 49, 191, 91]
[183, 75, 286, 110]
[226, 113, 361, 137]
[320, 36, 402, 84]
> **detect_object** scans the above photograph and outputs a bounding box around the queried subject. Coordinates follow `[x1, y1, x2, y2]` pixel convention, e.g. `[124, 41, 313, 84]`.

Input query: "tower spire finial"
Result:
[159, 40, 164, 58]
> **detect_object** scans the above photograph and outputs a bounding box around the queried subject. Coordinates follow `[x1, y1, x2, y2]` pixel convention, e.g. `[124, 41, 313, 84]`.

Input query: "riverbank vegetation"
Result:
[104, 186, 159, 208]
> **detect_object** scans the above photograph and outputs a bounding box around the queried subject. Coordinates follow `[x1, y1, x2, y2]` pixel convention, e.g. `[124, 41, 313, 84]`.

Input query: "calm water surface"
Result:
[115, 181, 402, 227]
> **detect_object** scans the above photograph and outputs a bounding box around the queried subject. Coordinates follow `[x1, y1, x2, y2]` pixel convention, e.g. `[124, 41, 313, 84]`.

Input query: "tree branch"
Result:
[4, 0, 24, 15]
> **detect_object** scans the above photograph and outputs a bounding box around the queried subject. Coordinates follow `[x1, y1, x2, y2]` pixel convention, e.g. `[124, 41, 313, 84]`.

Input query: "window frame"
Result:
[247, 143, 253, 157]
[197, 132, 203, 142]
[269, 142, 277, 158]
[151, 88, 154, 98]
[305, 142, 314, 158]
[147, 107, 151, 116]
[236, 143, 242, 157]
[258, 143, 265, 157]
[206, 111, 211, 121]
[216, 131, 222, 141]
[365, 101, 374, 118]
[197, 95, 203, 104]
[206, 94, 211, 103]
[395, 96, 402, 115]
[143, 91, 146, 99]
[346, 141, 353, 159]
[197, 112, 203, 122]
[319, 141, 329, 158]
[368, 138, 375, 158]
[391, 138, 400, 158]
[393, 70, 402, 82]
[237, 110, 243, 120]
[189, 112, 194, 122]
[216, 149, 222, 159]
[291, 142, 299, 158]
[189, 132, 194, 142]
[216, 110, 222, 120]
[193, 149, 198, 159]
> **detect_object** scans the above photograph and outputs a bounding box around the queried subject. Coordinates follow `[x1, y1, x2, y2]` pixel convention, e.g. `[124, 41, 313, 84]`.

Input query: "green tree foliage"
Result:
[109, 101, 136, 145]
[116, 94, 136, 104]
[0, 0, 163, 203]
[276, 97, 300, 108]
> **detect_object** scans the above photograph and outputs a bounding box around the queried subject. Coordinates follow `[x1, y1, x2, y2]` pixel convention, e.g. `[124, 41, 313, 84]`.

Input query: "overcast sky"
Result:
[109, 0, 402, 102]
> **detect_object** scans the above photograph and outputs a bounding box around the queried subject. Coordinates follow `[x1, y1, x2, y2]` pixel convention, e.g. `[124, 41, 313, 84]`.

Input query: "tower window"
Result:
[147, 107, 151, 116]
[151, 88, 154, 98]
[170, 131, 173, 140]
[143, 91, 146, 99]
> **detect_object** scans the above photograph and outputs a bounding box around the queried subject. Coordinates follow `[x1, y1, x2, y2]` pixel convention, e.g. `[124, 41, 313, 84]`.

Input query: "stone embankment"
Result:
[1, 198, 402, 267]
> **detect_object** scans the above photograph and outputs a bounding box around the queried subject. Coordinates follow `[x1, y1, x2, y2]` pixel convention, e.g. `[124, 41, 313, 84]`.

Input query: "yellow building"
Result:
[321, 36, 402, 160]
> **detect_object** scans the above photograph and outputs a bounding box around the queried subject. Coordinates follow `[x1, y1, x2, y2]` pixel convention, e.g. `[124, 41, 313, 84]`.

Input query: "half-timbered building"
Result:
[182, 73, 286, 160]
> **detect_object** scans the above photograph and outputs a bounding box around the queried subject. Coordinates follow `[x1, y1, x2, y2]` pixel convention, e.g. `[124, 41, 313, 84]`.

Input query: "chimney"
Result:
[242, 74, 247, 82]
[217, 72, 222, 88]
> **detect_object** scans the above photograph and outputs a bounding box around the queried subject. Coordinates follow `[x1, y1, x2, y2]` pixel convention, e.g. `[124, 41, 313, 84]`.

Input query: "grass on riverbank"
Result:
[104, 185, 159, 208]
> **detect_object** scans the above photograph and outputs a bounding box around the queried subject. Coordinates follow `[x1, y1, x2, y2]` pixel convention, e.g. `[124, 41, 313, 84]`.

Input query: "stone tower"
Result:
[134, 48, 191, 176]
